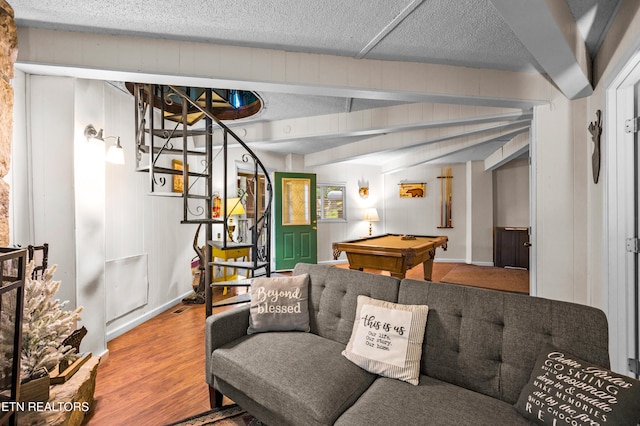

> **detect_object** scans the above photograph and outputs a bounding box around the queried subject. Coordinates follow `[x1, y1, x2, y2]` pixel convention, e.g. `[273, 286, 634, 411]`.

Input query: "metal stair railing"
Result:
[134, 83, 273, 316]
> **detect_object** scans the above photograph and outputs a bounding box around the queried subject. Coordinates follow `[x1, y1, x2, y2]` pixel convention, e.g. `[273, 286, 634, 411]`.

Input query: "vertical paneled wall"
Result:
[102, 83, 200, 340]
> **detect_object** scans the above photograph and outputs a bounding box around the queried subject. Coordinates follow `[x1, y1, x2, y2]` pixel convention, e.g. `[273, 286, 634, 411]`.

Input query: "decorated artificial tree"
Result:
[20, 261, 83, 381]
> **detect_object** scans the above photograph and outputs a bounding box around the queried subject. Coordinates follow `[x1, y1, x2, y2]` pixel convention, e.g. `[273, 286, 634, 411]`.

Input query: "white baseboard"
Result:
[105, 291, 192, 342]
[95, 348, 110, 362]
[435, 259, 495, 267]
[470, 261, 495, 267]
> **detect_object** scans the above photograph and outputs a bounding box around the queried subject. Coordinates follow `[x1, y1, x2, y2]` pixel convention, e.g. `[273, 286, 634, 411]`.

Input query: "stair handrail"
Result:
[167, 85, 273, 256]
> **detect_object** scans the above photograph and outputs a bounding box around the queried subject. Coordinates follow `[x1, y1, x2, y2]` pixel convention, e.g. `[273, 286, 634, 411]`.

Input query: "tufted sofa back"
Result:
[293, 263, 400, 345]
[398, 279, 610, 404]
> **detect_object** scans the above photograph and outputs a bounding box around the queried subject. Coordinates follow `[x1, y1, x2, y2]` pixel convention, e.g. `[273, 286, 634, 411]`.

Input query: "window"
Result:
[317, 184, 347, 221]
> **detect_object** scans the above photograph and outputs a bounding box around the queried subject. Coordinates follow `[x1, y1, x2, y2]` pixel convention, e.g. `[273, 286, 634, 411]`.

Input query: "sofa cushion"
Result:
[210, 332, 377, 426]
[342, 295, 428, 385]
[334, 375, 533, 426]
[247, 274, 310, 334]
[397, 279, 610, 404]
[515, 345, 640, 426]
[293, 263, 400, 345]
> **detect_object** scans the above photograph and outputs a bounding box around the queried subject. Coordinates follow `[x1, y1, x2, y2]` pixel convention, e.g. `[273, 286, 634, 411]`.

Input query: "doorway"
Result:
[274, 172, 318, 270]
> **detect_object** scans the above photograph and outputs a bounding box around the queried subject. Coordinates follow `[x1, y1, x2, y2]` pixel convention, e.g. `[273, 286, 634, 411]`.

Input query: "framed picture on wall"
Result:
[399, 183, 426, 198]
[172, 159, 187, 193]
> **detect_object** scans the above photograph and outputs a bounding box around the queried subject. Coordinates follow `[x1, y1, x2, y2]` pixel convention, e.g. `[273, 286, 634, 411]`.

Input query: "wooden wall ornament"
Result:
[588, 109, 602, 184]
[398, 182, 426, 198]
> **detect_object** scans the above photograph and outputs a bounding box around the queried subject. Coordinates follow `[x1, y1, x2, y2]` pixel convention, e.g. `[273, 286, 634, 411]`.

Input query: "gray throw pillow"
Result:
[247, 274, 310, 334]
[514, 344, 640, 426]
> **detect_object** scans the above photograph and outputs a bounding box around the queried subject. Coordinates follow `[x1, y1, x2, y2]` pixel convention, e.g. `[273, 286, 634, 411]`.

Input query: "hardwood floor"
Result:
[83, 262, 464, 425]
[86, 287, 242, 426]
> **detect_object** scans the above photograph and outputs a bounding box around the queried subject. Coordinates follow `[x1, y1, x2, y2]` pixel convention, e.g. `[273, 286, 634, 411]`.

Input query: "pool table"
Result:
[332, 234, 448, 280]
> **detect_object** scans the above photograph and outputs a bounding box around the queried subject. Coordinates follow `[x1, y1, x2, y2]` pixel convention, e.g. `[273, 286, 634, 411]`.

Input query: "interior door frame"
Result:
[274, 171, 318, 270]
[605, 46, 640, 376]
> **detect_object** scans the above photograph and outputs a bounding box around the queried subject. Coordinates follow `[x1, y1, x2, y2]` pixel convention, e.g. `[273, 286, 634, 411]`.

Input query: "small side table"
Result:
[211, 242, 250, 295]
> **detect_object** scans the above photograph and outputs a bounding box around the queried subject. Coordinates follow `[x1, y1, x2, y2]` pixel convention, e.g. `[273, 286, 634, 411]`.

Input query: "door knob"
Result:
[312, 226, 317, 230]
[523, 242, 532, 247]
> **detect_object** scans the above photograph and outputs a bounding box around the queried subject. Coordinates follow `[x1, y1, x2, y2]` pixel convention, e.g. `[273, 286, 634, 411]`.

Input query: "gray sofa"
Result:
[205, 263, 610, 425]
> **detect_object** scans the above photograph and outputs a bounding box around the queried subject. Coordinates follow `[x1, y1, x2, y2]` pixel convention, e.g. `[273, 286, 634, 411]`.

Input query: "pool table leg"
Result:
[422, 259, 434, 281]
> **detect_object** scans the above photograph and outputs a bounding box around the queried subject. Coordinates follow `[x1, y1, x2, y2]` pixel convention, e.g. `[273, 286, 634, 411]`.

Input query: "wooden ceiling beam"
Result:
[490, 0, 592, 99]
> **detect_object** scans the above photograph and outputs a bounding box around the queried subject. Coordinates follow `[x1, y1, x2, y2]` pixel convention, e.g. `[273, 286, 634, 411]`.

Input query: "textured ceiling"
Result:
[10, 0, 622, 165]
[11, 0, 539, 71]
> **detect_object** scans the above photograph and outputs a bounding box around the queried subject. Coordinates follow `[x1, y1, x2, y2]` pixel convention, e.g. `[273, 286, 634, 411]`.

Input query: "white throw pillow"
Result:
[342, 295, 428, 385]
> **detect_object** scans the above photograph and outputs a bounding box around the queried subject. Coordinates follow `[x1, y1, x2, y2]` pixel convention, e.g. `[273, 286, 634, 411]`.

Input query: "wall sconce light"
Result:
[358, 178, 369, 199]
[363, 207, 379, 237]
[84, 124, 125, 165]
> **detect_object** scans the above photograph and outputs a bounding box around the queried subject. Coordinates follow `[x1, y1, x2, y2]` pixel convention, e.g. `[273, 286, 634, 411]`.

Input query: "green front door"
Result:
[274, 172, 317, 270]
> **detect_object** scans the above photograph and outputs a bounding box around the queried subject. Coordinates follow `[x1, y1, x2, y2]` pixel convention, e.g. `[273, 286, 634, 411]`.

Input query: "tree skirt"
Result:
[166, 404, 265, 426]
[439, 264, 529, 294]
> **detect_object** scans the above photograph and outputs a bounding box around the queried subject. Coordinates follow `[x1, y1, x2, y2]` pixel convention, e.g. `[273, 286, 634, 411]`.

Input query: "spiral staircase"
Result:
[131, 83, 273, 317]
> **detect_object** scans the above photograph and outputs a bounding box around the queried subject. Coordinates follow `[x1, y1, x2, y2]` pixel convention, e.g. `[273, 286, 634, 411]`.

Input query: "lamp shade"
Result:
[225, 198, 245, 216]
[363, 207, 379, 222]
[106, 138, 125, 165]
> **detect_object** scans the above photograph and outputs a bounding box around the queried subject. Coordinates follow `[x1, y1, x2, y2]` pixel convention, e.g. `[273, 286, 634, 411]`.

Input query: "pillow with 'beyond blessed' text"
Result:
[514, 344, 640, 426]
[342, 295, 429, 385]
[247, 274, 310, 334]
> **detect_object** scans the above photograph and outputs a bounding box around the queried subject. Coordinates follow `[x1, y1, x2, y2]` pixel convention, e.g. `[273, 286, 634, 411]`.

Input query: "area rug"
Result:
[439, 264, 529, 294]
[166, 404, 266, 426]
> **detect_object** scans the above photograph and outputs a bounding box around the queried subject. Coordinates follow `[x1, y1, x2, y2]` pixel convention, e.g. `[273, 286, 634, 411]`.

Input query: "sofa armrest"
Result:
[205, 304, 250, 386]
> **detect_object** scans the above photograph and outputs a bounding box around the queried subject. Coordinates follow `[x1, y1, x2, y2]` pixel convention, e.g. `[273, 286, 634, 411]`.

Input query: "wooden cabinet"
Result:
[494, 227, 530, 269]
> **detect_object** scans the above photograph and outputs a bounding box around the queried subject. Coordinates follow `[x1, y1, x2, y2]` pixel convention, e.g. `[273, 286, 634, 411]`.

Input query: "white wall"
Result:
[14, 75, 78, 306]
[534, 96, 588, 304]
[306, 159, 528, 265]
[305, 162, 384, 262]
[9, 76, 222, 354]
[101, 82, 198, 340]
[73, 79, 107, 355]
[383, 163, 467, 263]
[493, 157, 529, 227]
[467, 161, 494, 265]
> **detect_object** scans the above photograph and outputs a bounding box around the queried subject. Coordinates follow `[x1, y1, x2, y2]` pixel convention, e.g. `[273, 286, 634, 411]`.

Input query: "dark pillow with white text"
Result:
[514, 345, 640, 426]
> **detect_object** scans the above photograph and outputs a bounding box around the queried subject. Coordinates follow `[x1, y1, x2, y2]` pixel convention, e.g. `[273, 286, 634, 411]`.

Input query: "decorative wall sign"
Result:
[588, 109, 602, 184]
[399, 183, 426, 198]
